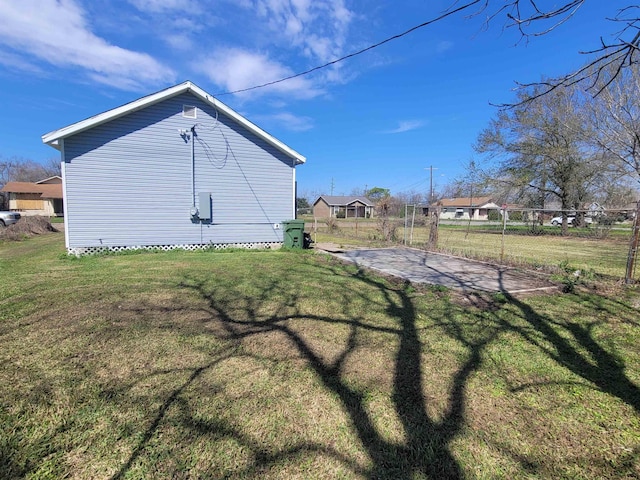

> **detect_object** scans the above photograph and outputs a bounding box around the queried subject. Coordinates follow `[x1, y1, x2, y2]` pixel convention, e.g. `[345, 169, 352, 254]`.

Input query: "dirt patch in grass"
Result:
[0, 215, 59, 241]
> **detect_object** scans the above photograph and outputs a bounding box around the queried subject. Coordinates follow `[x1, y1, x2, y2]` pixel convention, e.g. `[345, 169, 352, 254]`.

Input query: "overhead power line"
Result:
[214, 0, 480, 96]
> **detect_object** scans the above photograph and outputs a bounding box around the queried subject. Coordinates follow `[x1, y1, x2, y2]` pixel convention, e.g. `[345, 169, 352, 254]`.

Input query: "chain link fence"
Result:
[308, 204, 640, 283]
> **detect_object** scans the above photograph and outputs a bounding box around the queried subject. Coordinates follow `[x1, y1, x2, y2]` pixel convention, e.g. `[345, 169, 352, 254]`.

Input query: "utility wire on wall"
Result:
[188, 107, 276, 227]
[214, 0, 480, 96]
[193, 108, 228, 169]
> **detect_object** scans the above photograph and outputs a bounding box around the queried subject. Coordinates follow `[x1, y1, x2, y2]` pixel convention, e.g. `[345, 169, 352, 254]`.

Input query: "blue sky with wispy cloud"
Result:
[0, 0, 623, 197]
[383, 121, 426, 134]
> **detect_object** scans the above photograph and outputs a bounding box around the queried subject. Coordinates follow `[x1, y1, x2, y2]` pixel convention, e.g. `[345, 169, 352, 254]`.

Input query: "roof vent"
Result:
[182, 105, 197, 119]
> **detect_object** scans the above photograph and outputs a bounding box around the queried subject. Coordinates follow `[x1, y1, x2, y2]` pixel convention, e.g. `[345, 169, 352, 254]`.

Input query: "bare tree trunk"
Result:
[427, 206, 440, 251]
[625, 201, 640, 284]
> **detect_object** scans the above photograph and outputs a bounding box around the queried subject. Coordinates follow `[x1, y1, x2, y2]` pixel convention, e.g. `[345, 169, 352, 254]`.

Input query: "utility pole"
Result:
[430, 165, 434, 205]
[330, 177, 335, 195]
[424, 166, 438, 205]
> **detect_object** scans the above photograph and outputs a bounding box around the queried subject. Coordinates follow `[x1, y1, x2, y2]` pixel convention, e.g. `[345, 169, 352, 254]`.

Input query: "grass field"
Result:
[1, 232, 639, 479]
[309, 219, 635, 280]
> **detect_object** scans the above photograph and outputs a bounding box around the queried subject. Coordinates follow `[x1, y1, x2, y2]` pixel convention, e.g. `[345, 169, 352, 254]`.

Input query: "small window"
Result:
[183, 105, 197, 118]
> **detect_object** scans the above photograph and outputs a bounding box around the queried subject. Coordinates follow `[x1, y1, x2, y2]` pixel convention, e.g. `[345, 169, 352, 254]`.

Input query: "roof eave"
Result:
[42, 81, 306, 164]
[42, 82, 191, 146]
[198, 88, 307, 165]
[36, 176, 62, 184]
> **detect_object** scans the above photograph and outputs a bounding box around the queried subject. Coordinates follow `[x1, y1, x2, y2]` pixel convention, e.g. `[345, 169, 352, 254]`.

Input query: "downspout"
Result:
[191, 126, 196, 209]
[292, 158, 297, 219]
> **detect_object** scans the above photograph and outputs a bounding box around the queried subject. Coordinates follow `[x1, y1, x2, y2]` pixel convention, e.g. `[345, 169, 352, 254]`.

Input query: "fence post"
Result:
[410, 205, 416, 245]
[500, 205, 507, 264]
[404, 204, 408, 245]
[625, 201, 640, 284]
[355, 213, 358, 238]
[313, 217, 317, 244]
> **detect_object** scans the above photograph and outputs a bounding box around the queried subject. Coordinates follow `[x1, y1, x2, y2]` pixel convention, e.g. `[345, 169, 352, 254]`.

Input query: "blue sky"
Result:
[0, 0, 627, 199]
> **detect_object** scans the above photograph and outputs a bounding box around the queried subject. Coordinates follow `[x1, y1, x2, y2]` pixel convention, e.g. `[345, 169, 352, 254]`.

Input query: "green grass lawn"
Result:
[1, 232, 639, 479]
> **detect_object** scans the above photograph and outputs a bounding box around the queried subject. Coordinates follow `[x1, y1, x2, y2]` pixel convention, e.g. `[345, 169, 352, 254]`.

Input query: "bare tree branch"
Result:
[454, 2, 640, 107]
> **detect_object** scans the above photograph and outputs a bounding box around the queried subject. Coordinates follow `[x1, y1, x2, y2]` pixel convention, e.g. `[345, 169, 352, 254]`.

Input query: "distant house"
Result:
[438, 196, 499, 220]
[42, 81, 305, 254]
[1, 176, 63, 216]
[620, 201, 639, 219]
[313, 196, 375, 218]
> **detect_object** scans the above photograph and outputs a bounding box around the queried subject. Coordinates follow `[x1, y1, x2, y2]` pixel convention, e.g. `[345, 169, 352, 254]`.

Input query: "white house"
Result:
[438, 196, 500, 220]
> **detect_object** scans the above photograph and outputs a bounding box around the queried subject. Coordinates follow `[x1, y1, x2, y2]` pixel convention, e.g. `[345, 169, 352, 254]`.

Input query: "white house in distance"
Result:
[42, 81, 305, 254]
[438, 196, 500, 220]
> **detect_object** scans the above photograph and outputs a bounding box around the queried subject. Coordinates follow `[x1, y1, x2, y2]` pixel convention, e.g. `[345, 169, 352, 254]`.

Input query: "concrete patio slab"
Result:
[327, 246, 556, 294]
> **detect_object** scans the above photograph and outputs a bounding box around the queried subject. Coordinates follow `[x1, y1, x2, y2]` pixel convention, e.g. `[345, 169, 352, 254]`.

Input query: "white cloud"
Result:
[126, 1, 213, 52]
[194, 47, 323, 99]
[253, 0, 354, 64]
[242, 0, 355, 88]
[269, 112, 314, 131]
[164, 33, 194, 51]
[0, 50, 46, 75]
[383, 120, 425, 134]
[0, 0, 175, 90]
[128, 0, 186, 13]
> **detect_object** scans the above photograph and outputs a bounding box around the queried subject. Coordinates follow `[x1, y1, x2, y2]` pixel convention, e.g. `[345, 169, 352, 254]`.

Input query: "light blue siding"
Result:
[63, 92, 296, 249]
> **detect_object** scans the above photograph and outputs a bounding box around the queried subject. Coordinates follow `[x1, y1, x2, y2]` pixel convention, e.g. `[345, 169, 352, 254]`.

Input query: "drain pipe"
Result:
[190, 126, 198, 218]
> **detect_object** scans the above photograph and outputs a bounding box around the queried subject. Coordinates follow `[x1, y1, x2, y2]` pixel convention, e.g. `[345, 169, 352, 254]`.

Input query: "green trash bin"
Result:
[282, 219, 305, 248]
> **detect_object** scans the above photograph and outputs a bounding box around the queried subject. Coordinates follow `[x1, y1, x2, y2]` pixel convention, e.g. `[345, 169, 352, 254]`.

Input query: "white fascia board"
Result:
[42, 81, 306, 165]
[348, 198, 374, 206]
[41, 82, 190, 146]
[35, 175, 62, 184]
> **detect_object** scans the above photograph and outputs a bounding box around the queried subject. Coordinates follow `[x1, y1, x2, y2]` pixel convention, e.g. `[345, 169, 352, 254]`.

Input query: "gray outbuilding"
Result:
[43, 81, 305, 254]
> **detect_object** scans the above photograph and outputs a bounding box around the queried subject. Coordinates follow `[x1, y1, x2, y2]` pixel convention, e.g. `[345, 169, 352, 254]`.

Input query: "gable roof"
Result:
[438, 196, 495, 208]
[1, 181, 63, 199]
[314, 195, 375, 207]
[42, 81, 306, 165]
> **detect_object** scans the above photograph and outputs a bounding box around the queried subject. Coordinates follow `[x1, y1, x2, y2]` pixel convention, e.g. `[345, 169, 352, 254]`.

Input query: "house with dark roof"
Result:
[42, 81, 305, 254]
[1, 176, 63, 216]
[437, 196, 499, 220]
[313, 195, 375, 218]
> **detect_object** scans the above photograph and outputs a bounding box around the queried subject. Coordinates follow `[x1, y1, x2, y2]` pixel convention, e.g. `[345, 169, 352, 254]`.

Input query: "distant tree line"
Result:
[475, 63, 640, 233]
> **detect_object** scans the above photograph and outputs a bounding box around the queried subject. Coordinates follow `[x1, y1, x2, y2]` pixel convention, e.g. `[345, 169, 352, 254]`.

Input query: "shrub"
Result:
[509, 211, 523, 221]
[375, 217, 403, 242]
[325, 217, 340, 233]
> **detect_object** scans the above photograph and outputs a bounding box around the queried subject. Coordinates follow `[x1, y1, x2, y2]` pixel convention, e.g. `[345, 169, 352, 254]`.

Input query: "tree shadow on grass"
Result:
[495, 271, 640, 414]
[185, 270, 473, 478]
[108, 257, 496, 479]
[109, 351, 235, 480]
[108, 256, 639, 478]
